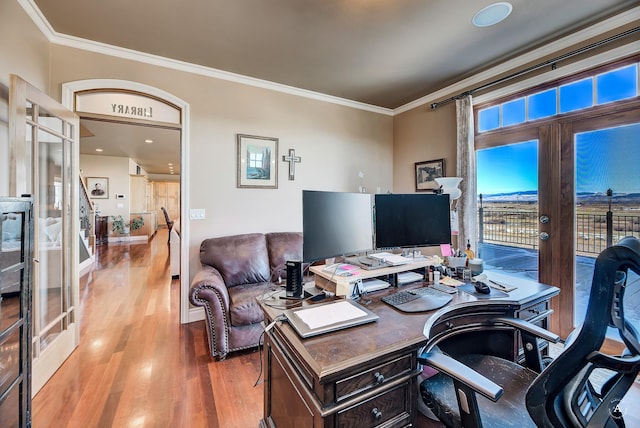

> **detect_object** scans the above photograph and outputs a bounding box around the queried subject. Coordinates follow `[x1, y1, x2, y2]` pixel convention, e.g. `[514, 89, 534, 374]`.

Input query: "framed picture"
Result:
[87, 177, 109, 199]
[237, 134, 278, 189]
[414, 158, 445, 192]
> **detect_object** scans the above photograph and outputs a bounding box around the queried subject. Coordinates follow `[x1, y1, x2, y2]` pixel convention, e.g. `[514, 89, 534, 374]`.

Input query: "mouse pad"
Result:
[459, 283, 509, 299]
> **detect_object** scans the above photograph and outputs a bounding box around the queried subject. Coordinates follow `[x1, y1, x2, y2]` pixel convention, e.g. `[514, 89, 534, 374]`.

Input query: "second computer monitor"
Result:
[374, 193, 451, 249]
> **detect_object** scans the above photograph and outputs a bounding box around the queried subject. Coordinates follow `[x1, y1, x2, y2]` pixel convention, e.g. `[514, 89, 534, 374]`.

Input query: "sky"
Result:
[477, 123, 640, 196]
[477, 140, 537, 195]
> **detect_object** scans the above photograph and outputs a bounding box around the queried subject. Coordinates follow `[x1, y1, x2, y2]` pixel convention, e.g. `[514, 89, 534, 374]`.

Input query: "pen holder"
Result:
[447, 256, 467, 268]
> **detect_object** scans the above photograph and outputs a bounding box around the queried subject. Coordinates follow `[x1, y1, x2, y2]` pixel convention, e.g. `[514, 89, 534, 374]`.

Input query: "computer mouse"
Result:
[474, 281, 491, 294]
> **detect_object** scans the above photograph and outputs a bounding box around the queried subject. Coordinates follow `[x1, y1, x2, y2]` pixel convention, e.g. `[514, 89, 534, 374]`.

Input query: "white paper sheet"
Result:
[294, 301, 367, 330]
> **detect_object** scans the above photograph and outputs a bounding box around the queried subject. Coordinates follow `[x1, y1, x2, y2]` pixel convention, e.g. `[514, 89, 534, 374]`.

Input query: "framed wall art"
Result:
[87, 177, 109, 199]
[237, 134, 278, 189]
[414, 158, 445, 192]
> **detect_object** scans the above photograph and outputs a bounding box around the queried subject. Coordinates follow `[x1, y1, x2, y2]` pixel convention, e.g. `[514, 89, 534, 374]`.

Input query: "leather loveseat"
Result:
[189, 232, 303, 360]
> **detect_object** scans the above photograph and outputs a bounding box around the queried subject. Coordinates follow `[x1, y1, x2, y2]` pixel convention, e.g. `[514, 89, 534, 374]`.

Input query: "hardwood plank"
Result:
[30, 229, 639, 427]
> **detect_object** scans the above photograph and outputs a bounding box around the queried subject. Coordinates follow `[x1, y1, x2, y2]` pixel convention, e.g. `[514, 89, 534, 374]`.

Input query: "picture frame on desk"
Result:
[415, 158, 445, 192]
[237, 134, 278, 189]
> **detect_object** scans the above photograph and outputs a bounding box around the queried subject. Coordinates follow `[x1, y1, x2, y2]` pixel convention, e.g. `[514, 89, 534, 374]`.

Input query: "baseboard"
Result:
[188, 307, 205, 323]
[79, 256, 94, 276]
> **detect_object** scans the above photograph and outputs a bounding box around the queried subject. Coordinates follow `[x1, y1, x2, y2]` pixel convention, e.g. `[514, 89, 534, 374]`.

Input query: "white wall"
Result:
[0, 0, 50, 196]
[80, 154, 131, 218]
[47, 45, 394, 289]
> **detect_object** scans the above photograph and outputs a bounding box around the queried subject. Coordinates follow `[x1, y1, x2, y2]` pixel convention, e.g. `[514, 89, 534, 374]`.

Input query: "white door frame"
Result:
[62, 79, 192, 324]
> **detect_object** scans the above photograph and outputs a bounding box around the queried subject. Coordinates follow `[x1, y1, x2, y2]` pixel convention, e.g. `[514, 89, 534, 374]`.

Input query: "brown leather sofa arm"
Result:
[190, 265, 231, 310]
[189, 265, 232, 358]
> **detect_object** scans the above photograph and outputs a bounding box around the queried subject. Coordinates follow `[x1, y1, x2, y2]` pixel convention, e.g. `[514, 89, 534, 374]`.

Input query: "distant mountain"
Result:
[480, 191, 538, 202]
[481, 191, 640, 203]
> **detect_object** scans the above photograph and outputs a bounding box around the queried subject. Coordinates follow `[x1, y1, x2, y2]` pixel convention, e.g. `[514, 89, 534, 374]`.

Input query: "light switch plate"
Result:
[190, 208, 205, 220]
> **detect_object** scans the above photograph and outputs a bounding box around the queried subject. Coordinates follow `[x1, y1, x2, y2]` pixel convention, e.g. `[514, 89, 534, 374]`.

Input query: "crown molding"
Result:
[393, 5, 640, 114]
[19, 0, 638, 117]
[18, 0, 394, 116]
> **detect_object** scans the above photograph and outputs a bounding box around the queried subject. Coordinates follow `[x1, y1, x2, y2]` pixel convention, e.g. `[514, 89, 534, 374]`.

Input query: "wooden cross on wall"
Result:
[282, 149, 301, 180]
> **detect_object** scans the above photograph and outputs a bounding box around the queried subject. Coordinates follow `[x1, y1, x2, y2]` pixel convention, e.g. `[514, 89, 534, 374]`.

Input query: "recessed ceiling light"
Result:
[145, 139, 154, 143]
[95, 148, 103, 152]
[168, 163, 173, 166]
[472, 2, 512, 27]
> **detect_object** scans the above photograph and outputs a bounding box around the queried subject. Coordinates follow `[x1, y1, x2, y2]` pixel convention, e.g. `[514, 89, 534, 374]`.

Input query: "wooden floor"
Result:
[31, 230, 639, 427]
[31, 230, 263, 428]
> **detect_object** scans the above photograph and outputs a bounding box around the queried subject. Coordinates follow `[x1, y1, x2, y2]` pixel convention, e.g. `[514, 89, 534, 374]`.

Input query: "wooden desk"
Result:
[259, 272, 559, 428]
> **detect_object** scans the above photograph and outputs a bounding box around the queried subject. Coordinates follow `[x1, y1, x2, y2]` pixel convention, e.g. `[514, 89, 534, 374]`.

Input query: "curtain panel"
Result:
[455, 95, 477, 253]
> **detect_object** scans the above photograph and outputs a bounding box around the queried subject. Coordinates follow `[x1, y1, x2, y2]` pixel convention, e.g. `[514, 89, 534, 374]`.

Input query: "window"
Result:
[503, 98, 526, 127]
[596, 63, 638, 105]
[560, 78, 593, 113]
[249, 153, 263, 168]
[477, 60, 640, 133]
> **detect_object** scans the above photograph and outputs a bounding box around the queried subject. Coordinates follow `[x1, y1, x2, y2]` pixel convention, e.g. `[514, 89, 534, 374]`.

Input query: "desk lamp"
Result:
[435, 177, 463, 236]
[434, 177, 462, 207]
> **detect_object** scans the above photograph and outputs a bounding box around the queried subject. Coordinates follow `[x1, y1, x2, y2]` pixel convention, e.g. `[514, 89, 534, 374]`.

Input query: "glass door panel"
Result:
[477, 140, 540, 281]
[35, 130, 64, 353]
[574, 123, 640, 333]
[9, 75, 79, 396]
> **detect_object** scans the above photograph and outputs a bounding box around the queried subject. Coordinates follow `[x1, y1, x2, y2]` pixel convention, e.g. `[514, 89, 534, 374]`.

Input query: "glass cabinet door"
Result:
[0, 197, 33, 428]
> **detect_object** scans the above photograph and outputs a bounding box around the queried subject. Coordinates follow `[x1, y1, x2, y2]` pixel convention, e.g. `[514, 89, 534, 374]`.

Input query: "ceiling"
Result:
[79, 119, 181, 175]
[30, 0, 638, 174]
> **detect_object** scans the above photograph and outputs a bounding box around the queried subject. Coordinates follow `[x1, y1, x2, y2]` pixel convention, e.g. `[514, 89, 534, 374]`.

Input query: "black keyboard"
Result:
[382, 287, 453, 313]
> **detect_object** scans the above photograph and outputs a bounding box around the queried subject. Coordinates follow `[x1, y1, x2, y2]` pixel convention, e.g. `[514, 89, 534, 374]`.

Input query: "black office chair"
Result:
[419, 236, 640, 428]
[161, 207, 174, 244]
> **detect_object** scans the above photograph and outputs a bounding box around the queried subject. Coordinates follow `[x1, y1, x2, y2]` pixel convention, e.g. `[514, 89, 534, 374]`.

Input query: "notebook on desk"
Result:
[283, 300, 379, 338]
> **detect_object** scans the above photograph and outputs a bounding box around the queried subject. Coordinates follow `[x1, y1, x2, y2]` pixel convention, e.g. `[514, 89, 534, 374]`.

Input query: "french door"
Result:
[476, 125, 565, 333]
[9, 75, 80, 395]
[565, 107, 640, 339]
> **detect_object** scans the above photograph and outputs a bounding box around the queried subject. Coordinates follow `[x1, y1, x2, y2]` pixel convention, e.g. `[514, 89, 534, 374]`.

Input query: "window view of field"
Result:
[477, 192, 640, 333]
[477, 123, 640, 333]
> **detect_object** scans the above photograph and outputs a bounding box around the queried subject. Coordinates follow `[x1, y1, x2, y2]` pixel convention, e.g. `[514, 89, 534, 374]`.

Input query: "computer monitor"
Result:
[302, 190, 374, 263]
[374, 193, 451, 249]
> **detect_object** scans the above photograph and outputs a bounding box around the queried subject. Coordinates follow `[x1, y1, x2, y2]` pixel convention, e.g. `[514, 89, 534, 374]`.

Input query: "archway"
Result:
[62, 79, 191, 324]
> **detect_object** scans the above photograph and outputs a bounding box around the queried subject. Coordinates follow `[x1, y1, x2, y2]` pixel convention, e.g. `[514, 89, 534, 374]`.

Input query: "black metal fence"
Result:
[478, 207, 640, 256]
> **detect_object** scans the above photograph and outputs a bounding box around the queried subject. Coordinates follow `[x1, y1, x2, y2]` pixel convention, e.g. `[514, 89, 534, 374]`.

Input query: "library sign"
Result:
[75, 91, 180, 125]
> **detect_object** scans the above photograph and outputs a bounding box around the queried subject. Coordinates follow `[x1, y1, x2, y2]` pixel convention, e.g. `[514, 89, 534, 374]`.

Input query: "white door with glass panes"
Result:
[9, 75, 80, 396]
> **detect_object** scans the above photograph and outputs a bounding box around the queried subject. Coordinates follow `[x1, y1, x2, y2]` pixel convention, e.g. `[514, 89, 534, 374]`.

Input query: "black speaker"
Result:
[286, 260, 303, 298]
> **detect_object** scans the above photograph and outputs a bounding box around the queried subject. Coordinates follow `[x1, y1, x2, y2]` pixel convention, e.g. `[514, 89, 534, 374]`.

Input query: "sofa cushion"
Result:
[227, 282, 267, 326]
[200, 233, 270, 286]
[266, 232, 303, 279]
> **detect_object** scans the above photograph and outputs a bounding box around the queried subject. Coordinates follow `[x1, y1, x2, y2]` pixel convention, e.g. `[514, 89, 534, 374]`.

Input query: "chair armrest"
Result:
[587, 351, 640, 374]
[491, 317, 561, 343]
[189, 265, 230, 311]
[419, 351, 503, 401]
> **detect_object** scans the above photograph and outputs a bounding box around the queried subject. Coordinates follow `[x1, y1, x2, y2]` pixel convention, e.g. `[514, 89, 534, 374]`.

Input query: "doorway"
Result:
[61, 79, 191, 324]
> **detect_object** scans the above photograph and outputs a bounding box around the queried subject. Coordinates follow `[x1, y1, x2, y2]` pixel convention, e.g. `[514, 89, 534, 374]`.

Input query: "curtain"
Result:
[455, 95, 477, 254]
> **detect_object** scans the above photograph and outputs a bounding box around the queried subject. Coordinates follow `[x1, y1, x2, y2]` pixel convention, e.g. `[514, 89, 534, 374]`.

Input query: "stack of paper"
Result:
[369, 252, 412, 265]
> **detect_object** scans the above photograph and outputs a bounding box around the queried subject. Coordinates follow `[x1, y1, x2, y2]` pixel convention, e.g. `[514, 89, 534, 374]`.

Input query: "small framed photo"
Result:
[87, 177, 109, 199]
[237, 134, 278, 189]
[415, 158, 445, 192]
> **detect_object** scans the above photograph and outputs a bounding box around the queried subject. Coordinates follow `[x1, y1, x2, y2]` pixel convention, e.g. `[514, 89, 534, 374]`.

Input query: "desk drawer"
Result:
[337, 383, 410, 428]
[335, 354, 412, 402]
[518, 301, 550, 321]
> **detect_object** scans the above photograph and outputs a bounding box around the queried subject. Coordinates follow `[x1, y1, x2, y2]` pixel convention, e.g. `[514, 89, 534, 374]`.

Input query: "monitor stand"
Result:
[345, 256, 389, 270]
